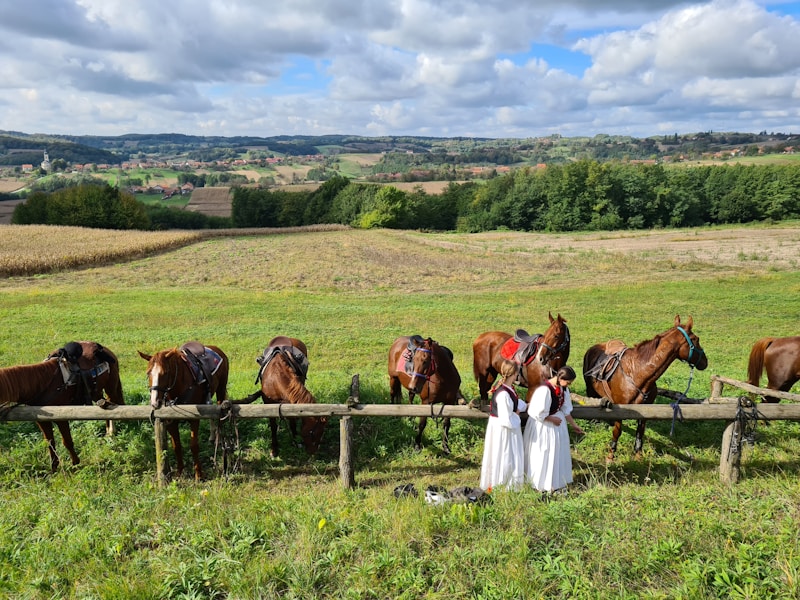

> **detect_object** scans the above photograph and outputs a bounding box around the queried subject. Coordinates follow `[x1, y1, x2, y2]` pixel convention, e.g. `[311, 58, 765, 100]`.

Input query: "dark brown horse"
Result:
[388, 336, 464, 453]
[583, 315, 708, 461]
[0, 341, 124, 471]
[472, 312, 570, 404]
[250, 336, 327, 458]
[748, 336, 800, 402]
[139, 342, 229, 481]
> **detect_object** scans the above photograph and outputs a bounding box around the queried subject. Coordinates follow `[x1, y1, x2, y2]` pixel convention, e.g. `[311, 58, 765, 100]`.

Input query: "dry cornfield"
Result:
[0, 225, 203, 277]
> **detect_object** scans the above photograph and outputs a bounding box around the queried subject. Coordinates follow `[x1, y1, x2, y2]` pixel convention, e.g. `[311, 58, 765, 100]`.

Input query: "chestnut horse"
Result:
[139, 342, 229, 481]
[747, 336, 800, 402]
[583, 315, 708, 461]
[0, 341, 124, 471]
[472, 312, 570, 404]
[388, 336, 464, 453]
[250, 336, 327, 458]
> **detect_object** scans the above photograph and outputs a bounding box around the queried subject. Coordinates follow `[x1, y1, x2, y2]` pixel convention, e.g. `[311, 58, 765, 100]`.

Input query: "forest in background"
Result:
[11, 160, 800, 233]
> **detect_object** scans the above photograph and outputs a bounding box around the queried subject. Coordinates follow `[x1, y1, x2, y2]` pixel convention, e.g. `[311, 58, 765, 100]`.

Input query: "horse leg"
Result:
[441, 417, 451, 455]
[633, 419, 648, 460]
[478, 371, 494, 405]
[166, 422, 185, 478]
[607, 420, 622, 462]
[55, 421, 80, 467]
[36, 422, 61, 472]
[288, 418, 304, 449]
[415, 416, 428, 451]
[269, 417, 280, 457]
[389, 375, 402, 404]
[189, 419, 203, 481]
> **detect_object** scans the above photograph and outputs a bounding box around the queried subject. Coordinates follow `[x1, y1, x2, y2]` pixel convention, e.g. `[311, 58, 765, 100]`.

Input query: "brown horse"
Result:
[583, 315, 708, 461]
[388, 336, 464, 453]
[250, 336, 327, 458]
[472, 312, 570, 404]
[0, 341, 124, 471]
[748, 336, 800, 402]
[139, 342, 229, 481]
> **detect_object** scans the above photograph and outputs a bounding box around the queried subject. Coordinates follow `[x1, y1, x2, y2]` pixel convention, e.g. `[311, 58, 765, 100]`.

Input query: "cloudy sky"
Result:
[1, 0, 799, 139]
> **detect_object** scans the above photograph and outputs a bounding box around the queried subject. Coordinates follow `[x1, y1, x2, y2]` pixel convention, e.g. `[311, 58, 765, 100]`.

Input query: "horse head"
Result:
[139, 348, 181, 409]
[537, 312, 570, 370]
[408, 338, 435, 393]
[674, 315, 708, 370]
[300, 416, 328, 455]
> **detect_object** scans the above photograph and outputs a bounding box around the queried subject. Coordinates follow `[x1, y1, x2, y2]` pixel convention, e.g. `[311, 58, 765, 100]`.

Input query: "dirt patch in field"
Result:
[185, 187, 232, 217]
[0, 179, 26, 193]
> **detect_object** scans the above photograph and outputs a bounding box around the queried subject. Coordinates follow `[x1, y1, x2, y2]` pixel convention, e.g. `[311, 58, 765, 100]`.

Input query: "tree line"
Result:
[232, 161, 800, 231]
[11, 161, 800, 232]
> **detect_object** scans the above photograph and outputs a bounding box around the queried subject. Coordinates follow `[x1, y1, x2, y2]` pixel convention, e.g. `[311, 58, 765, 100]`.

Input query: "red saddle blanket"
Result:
[500, 338, 521, 362]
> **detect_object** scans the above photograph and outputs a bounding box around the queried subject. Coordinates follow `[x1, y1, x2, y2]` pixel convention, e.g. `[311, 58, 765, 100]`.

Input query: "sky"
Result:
[1, 0, 800, 139]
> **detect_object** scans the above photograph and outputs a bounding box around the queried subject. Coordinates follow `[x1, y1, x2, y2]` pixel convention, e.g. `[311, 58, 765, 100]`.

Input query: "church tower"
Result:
[41, 149, 51, 172]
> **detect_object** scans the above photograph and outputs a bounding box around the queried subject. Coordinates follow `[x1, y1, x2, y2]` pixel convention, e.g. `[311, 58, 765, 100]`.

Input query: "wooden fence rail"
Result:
[1, 374, 795, 486]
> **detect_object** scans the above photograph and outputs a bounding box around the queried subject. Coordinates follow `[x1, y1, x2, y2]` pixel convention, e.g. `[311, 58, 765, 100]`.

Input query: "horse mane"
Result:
[632, 333, 664, 363]
[0, 362, 57, 404]
[278, 361, 316, 404]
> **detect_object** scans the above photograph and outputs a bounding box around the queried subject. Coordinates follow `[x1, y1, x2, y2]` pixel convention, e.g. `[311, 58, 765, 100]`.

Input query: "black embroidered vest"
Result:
[489, 384, 519, 417]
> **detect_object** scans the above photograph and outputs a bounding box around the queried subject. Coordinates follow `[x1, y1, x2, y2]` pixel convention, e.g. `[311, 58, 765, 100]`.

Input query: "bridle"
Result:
[411, 346, 436, 382]
[539, 323, 571, 364]
[148, 355, 196, 408]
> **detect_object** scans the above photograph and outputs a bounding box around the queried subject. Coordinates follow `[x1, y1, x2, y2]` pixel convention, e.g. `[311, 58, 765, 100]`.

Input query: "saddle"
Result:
[585, 339, 628, 382]
[48, 341, 112, 405]
[180, 342, 223, 388]
[255, 340, 309, 384]
[500, 329, 543, 367]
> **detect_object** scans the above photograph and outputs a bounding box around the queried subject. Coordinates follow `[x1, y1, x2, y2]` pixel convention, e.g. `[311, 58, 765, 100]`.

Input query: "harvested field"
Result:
[184, 187, 232, 217]
[0, 179, 26, 193]
[0, 199, 24, 225]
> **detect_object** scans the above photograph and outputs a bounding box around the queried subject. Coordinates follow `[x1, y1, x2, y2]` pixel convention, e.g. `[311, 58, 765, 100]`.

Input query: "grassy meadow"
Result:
[0, 223, 799, 598]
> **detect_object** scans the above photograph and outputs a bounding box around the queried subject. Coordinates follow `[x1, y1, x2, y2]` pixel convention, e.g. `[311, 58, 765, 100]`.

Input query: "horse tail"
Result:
[747, 337, 775, 387]
[582, 345, 603, 398]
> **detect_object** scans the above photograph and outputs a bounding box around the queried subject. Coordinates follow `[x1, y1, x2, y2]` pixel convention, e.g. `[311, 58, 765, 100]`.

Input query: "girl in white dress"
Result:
[480, 359, 527, 491]
[524, 366, 585, 493]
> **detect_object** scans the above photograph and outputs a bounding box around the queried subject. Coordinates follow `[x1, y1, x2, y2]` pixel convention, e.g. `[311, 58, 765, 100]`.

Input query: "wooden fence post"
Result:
[711, 378, 724, 401]
[154, 417, 170, 487]
[339, 374, 359, 490]
[720, 420, 742, 484]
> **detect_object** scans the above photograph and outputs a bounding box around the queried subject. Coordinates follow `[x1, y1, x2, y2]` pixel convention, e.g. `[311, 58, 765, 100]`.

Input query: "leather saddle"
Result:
[180, 341, 223, 386]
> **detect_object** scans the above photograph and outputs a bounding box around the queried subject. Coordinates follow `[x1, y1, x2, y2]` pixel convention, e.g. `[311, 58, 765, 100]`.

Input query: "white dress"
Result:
[523, 383, 575, 492]
[480, 384, 527, 491]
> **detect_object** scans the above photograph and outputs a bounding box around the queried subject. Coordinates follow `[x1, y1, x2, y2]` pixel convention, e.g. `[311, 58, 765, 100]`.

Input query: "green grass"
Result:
[0, 226, 799, 598]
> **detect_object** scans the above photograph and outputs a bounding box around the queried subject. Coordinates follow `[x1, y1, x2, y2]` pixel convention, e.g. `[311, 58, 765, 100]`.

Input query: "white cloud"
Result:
[0, 0, 798, 137]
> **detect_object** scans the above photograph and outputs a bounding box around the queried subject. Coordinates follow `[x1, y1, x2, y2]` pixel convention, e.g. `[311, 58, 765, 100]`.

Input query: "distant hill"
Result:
[2, 129, 798, 168]
[0, 133, 119, 166]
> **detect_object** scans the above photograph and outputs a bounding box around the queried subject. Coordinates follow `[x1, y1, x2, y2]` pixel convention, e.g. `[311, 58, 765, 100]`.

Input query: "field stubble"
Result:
[3, 222, 799, 292]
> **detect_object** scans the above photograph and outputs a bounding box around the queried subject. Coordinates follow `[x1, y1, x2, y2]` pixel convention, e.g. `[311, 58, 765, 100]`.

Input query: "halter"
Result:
[676, 326, 704, 365]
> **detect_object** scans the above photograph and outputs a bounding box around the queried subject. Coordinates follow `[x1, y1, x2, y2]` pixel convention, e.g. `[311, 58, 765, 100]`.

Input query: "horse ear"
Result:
[549, 312, 555, 323]
[686, 315, 694, 329]
[138, 350, 152, 361]
[558, 313, 565, 323]
[674, 315, 681, 327]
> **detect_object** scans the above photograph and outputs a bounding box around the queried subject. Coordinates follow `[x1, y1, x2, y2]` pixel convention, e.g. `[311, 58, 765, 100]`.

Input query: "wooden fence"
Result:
[2, 375, 799, 486]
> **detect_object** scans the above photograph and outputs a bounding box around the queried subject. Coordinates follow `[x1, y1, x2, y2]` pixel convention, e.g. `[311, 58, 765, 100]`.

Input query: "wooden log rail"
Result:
[1, 374, 795, 486]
